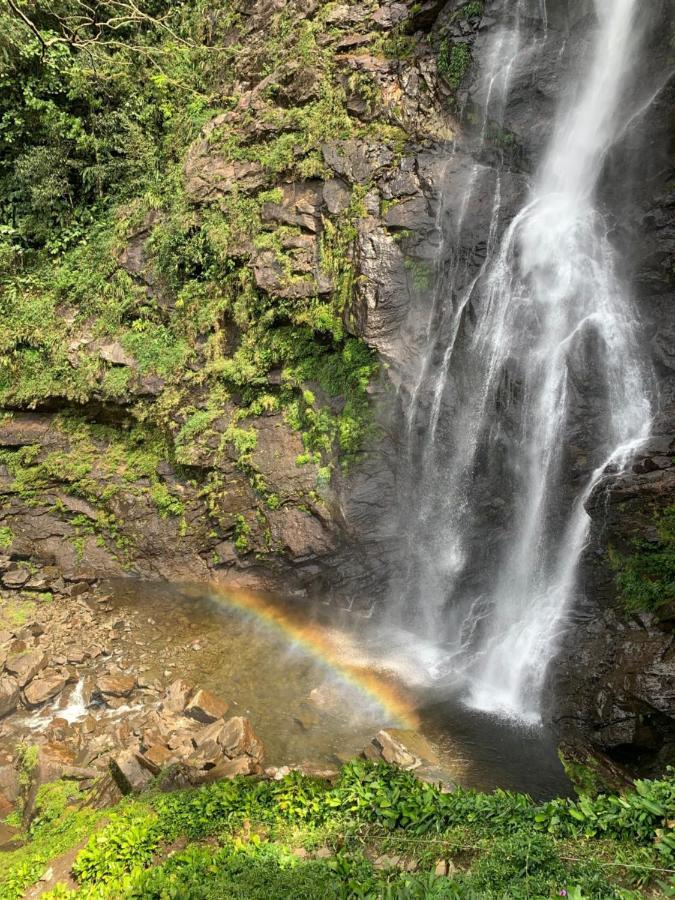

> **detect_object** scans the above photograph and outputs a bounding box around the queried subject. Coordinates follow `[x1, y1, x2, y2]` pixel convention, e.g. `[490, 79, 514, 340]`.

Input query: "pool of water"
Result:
[104, 580, 571, 800]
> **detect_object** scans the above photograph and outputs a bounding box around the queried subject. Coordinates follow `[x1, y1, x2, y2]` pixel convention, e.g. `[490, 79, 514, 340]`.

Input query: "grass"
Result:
[0, 762, 672, 899]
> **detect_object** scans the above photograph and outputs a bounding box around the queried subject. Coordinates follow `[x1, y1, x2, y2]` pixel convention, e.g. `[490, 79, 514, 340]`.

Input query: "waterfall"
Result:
[396, 0, 652, 721]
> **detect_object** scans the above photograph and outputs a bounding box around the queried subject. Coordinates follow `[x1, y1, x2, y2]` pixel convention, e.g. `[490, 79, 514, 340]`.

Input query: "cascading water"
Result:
[394, 0, 653, 721]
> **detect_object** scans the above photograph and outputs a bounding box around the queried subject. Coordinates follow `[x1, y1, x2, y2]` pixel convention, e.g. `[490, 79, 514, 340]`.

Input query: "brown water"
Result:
[99, 580, 570, 800]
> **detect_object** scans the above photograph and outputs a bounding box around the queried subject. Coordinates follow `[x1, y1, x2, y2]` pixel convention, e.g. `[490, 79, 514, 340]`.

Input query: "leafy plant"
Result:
[0, 526, 13, 549]
[438, 41, 472, 91]
[610, 505, 675, 615]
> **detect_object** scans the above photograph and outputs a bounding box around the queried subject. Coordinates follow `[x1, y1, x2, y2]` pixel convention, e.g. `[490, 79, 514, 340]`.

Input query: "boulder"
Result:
[161, 678, 194, 714]
[5, 650, 47, 687]
[0, 676, 20, 717]
[184, 688, 229, 724]
[192, 718, 225, 752]
[97, 340, 136, 367]
[0, 765, 20, 802]
[82, 773, 125, 810]
[24, 674, 67, 707]
[2, 569, 29, 588]
[364, 730, 422, 770]
[558, 740, 635, 798]
[201, 756, 259, 780]
[189, 716, 264, 770]
[218, 716, 264, 764]
[142, 744, 175, 773]
[110, 748, 154, 794]
[66, 646, 88, 664]
[24, 573, 52, 591]
[95, 674, 136, 699]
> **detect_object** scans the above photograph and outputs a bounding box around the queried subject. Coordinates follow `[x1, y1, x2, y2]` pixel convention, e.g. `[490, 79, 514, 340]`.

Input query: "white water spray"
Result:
[464, 0, 651, 718]
[397, 0, 653, 721]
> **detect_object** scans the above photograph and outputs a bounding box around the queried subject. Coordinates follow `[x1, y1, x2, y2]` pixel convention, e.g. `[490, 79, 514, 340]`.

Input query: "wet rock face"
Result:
[549, 456, 675, 771]
[545, 13, 675, 771]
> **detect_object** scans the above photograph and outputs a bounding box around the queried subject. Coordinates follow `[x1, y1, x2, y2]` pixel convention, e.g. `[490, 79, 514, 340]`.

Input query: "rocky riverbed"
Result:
[0, 562, 446, 846]
[0, 560, 577, 855]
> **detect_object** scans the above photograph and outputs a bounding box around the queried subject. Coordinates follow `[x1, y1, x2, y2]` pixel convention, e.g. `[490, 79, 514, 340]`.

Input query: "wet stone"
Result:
[24, 674, 67, 707]
[95, 674, 136, 699]
[5, 650, 47, 687]
[199, 755, 259, 781]
[161, 678, 194, 714]
[184, 688, 229, 724]
[142, 744, 175, 772]
[2, 570, 29, 589]
[364, 730, 421, 771]
[218, 716, 264, 763]
[0, 677, 20, 717]
[111, 748, 154, 794]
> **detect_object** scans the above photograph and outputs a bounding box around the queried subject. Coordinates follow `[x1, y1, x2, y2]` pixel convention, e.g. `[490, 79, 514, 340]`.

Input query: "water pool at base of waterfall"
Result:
[87, 580, 571, 800]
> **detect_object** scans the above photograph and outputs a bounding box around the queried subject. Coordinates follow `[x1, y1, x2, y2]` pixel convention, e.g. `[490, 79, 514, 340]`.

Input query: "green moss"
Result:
[223, 425, 257, 462]
[0, 525, 13, 549]
[102, 367, 132, 399]
[0, 598, 36, 628]
[233, 514, 251, 553]
[610, 505, 675, 615]
[558, 754, 604, 800]
[149, 483, 185, 519]
[121, 324, 192, 378]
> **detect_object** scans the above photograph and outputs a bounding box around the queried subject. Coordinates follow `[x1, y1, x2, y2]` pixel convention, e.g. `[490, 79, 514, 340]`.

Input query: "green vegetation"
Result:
[455, 1, 484, 19]
[0, 762, 673, 898]
[438, 41, 472, 92]
[0, 593, 47, 629]
[0, 0, 385, 534]
[0, 525, 13, 549]
[0, 0, 484, 555]
[610, 505, 675, 615]
[0, 779, 104, 900]
[0, 415, 184, 560]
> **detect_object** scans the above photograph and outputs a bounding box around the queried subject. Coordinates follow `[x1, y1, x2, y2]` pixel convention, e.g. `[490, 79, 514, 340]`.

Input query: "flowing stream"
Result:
[395, 0, 652, 721]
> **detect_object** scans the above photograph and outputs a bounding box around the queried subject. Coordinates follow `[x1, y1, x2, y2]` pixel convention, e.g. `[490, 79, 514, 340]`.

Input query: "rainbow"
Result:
[204, 584, 419, 730]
